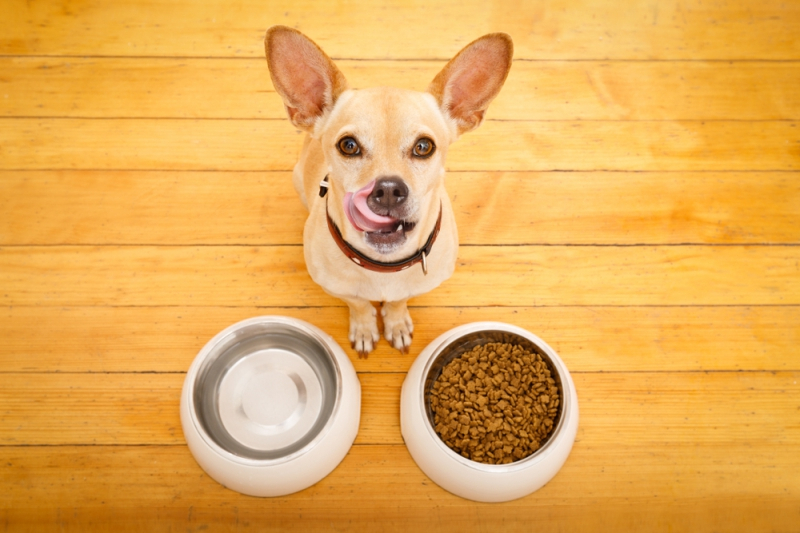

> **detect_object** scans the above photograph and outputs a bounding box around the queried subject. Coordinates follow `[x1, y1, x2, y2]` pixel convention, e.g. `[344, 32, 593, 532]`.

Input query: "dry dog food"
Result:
[429, 341, 560, 464]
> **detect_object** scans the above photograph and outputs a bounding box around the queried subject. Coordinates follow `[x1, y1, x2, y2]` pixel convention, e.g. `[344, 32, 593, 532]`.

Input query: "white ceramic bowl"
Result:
[401, 322, 579, 502]
[181, 316, 360, 497]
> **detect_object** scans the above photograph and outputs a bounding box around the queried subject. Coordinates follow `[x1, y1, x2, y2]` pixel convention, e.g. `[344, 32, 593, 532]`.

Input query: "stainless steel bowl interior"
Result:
[422, 329, 566, 466]
[192, 321, 339, 461]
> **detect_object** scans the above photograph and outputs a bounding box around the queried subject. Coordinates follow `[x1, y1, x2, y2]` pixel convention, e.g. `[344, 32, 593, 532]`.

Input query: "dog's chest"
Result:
[305, 244, 451, 302]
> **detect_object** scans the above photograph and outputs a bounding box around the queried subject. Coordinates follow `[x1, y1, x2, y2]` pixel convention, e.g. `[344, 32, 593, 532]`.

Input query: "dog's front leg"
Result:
[381, 299, 413, 355]
[340, 296, 380, 358]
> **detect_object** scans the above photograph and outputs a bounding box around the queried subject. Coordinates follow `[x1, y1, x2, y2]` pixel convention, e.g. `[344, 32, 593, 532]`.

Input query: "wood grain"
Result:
[3, 58, 799, 121]
[1, 305, 798, 374]
[2, 372, 798, 446]
[4, 0, 800, 60]
[0, 171, 305, 245]
[1, 245, 798, 307]
[0, 373, 183, 446]
[1, 444, 798, 533]
[2, 0, 799, 529]
[1, 118, 798, 171]
[3, 170, 799, 246]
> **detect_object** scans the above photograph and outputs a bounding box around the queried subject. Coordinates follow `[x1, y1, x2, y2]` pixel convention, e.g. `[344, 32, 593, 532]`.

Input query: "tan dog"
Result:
[265, 26, 512, 357]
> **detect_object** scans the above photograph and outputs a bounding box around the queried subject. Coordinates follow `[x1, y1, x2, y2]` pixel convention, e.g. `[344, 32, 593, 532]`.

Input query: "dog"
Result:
[265, 26, 512, 357]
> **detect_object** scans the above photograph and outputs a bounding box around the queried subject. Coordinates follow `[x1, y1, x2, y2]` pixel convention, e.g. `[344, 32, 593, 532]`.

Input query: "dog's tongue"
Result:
[344, 181, 400, 232]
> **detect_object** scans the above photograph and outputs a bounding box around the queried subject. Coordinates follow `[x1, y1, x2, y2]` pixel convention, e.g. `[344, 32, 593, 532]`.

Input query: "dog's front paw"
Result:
[348, 306, 380, 358]
[349, 321, 379, 358]
[382, 301, 414, 354]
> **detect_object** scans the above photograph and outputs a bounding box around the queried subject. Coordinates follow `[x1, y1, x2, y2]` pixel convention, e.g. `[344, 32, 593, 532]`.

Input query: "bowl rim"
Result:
[417, 321, 573, 473]
[184, 315, 345, 467]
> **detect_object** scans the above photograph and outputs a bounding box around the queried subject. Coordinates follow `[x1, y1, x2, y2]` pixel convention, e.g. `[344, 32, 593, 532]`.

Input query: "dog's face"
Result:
[318, 87, 453, 253]
[265, 27, 512, 256]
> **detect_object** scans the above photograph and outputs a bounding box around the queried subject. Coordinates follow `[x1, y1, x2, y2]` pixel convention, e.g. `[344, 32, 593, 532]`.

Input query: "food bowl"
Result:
[180, 316, 360, 497]
[401, 322, 578, 502]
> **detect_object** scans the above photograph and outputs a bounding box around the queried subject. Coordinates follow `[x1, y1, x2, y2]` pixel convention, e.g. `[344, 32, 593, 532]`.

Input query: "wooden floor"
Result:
[2, 1, 799, 531]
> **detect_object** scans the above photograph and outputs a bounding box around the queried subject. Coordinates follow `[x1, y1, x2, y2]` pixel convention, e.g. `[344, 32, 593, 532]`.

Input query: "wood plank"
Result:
[3, 170, 799, 246]
[1, 443, 799, 533]
[3, 58, 800, 121]
[1, 118, 798, 171]
[1, 306, 798, 374]
[2, 371, 798, 447]
[0, 373, 182, 446]
[1, 245, 798, 307]
[3, 0, 800, 60]
[0, 171, 304, 246]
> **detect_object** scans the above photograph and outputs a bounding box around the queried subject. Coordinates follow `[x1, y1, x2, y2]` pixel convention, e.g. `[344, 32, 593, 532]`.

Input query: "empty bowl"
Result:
[401, 322, 578, 502]
[181, 316, 360, 497]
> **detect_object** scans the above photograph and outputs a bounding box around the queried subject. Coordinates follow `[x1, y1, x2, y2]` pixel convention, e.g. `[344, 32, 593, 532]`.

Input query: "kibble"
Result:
[429, 342, 561, 465]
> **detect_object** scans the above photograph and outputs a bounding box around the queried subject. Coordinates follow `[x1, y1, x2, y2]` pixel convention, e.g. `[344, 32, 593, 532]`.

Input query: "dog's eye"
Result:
[337, 136, 361, 157]
[412, 137, 435, 158]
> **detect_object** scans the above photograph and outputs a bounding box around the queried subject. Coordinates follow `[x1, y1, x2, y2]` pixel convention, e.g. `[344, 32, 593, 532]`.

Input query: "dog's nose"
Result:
[367, 177, 409, 213]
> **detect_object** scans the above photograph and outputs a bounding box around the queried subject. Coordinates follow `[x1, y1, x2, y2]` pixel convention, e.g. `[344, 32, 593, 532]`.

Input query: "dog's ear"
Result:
[428, 33, 513, 135]
[265, 26, 349, 132]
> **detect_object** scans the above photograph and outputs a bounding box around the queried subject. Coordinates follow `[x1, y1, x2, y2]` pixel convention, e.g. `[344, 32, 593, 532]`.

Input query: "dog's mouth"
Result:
[363, 220, 416, 252]
[344, 181, 416, 252]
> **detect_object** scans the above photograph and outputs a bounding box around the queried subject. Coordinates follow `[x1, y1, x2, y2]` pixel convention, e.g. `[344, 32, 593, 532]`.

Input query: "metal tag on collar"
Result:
[319, 175, 330, 197]
[421, 251, 428, 275]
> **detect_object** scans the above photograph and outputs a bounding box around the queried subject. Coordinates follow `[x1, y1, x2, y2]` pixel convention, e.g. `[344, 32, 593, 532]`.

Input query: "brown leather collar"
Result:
[326, 202, 443, 275]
